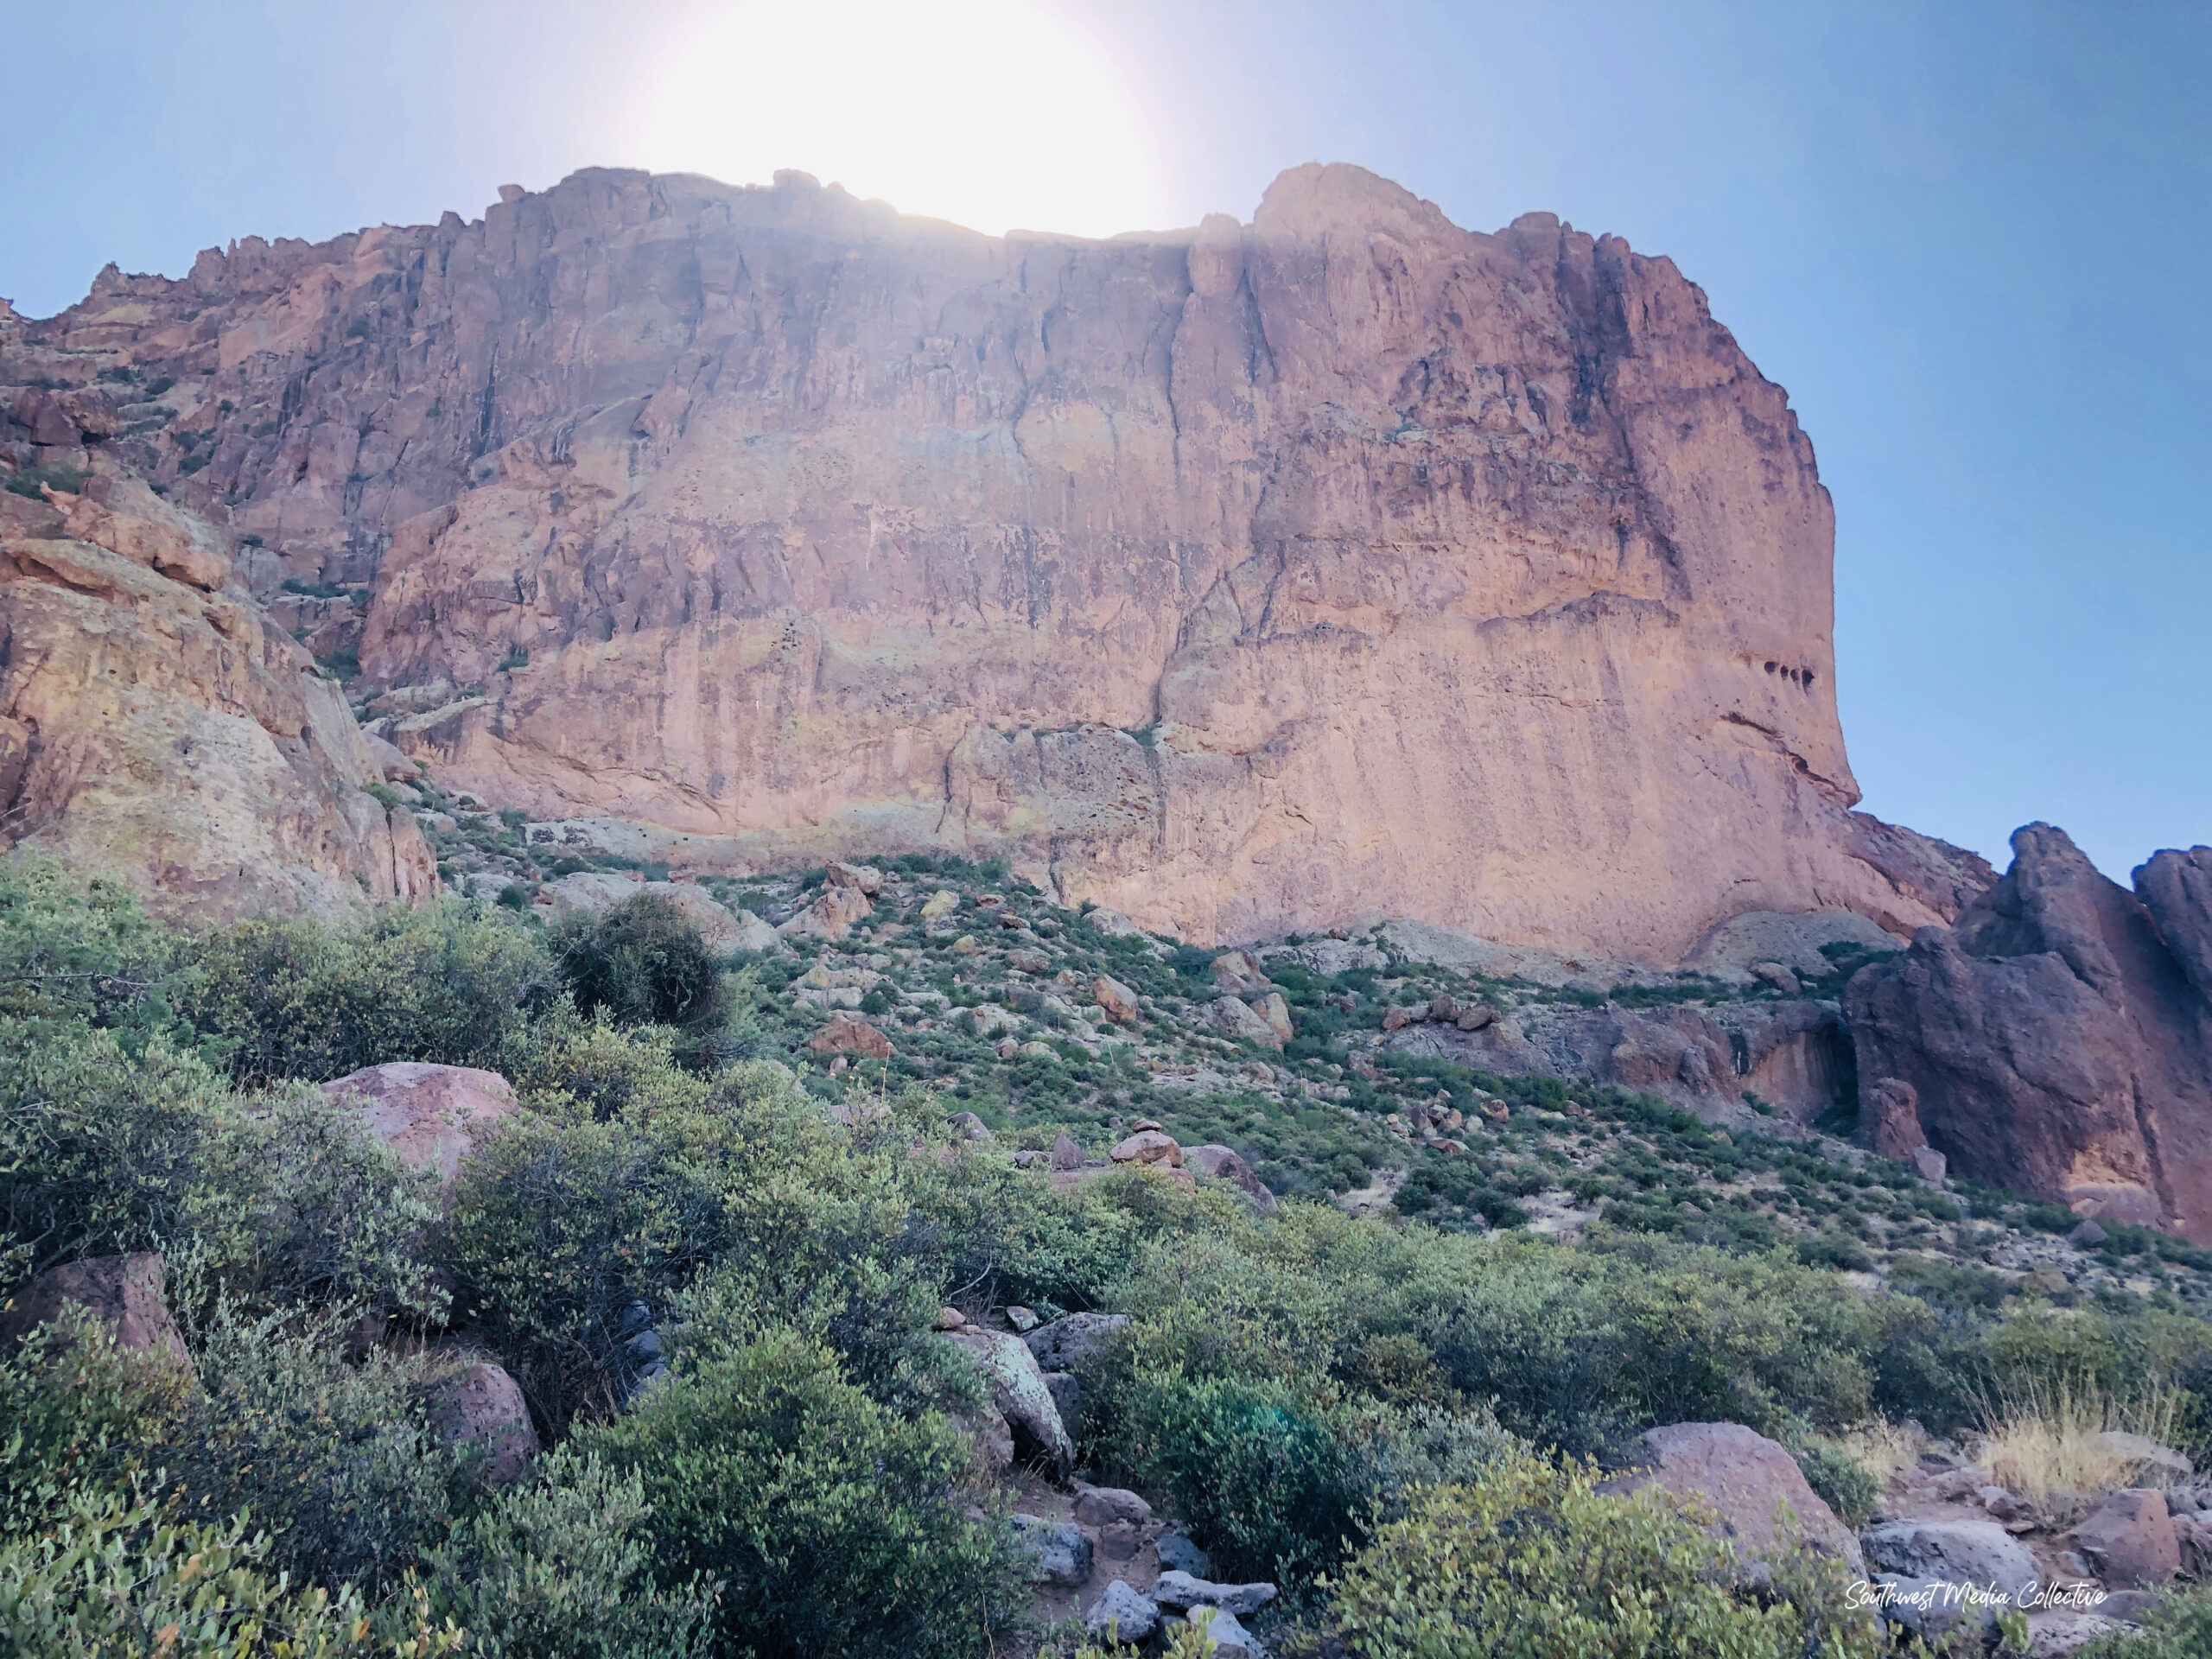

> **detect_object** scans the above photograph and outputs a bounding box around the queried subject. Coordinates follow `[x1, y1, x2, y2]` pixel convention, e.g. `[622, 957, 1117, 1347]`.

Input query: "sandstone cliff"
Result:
[10, 163, 1990, 957]
[1848, 826, 2212, 1245]
[0, 440, 434, 916]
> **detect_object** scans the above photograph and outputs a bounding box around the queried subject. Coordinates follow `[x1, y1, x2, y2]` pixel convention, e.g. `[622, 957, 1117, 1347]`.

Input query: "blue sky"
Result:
[3, 1, 2204, 879]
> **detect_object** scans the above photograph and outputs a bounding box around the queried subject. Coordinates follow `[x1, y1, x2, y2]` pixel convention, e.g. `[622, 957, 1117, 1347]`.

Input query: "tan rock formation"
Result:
[0, 472, 435, 918]
[17, 165, 1993, 957]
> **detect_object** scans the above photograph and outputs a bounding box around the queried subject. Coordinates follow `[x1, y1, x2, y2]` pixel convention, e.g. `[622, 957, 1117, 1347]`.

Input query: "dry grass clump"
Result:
[1977, 1380, 2186, 1516]
[1840, 1418, 1928, 1490]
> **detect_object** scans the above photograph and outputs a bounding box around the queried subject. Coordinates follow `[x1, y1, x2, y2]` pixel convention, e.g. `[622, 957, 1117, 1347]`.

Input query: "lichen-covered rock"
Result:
[1151, 1570, 1279, 1617]
[26, 166, 1993, 963]
[1085, 1580, 1160, 1643]
[1185, 1144, 1278, 1214]
[1009, 1515, 1092, 1587]
[942, 1325, 1073, 1473]
[1110, 1128, 1182, 1167]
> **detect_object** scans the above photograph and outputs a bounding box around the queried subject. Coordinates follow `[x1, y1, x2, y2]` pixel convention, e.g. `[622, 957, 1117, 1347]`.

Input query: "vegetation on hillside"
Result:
[3, 854, 2209, 1656]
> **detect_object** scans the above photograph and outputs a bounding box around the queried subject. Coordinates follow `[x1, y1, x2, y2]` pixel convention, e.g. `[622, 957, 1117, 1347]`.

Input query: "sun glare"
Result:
[631, 1, 1171, 240]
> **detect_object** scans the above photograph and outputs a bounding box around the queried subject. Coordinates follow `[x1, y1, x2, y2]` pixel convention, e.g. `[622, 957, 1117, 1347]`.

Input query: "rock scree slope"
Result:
[6, 162, 1991, 957]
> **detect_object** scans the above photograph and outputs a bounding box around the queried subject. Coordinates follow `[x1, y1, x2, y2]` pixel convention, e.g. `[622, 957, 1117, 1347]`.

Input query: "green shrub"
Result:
[0, 1313, 188, 1541]
[2075, 1589, 2212, 1659]
[1791, 1438, 1884, 1527]
[181, 902, 558, 1084]
[0, 858, 193, 1049]
[577, 1325, 1023, 1659]
[554, 894, 726, 1032]
[0, 1024, 443, 1313]
[156, 1306, 472, 1598]
[1325, 1450, 1883, 1659]
[417, 1448, 715, 1657]
[0, 1487, 421, 1658]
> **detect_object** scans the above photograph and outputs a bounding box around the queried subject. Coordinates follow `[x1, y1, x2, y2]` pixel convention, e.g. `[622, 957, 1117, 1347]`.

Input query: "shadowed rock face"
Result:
[1847, 825, 2212, 1243]
[14, 162, 1991, 957]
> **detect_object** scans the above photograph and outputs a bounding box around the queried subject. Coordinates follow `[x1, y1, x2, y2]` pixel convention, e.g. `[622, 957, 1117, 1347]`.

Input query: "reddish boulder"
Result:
[430, 1361, 540, 1487]
[2072, 1489, 2178, 1588]
[1600, 1422, 1863, 1575]
[1110, 1128, 1182, 1167]
[1847, 825, 2212, 1243]
[1185, 1144, 1278, 1214]
[321, 1063, 518, 1187]
[0, 1252, 188, 1363]
[1864, 1077, 1927, 1159]
[807, 1017, 894, 1059]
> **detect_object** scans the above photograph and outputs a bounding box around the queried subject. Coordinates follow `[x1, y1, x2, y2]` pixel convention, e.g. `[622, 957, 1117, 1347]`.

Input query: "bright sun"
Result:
[631, 1, 1172, 240]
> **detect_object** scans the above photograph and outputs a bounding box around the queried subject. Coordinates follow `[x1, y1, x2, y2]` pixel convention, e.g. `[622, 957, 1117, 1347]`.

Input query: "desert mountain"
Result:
[3, 163, 1989, 957]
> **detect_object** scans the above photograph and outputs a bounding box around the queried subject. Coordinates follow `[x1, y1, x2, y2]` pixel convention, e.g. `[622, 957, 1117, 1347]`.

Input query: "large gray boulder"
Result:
[1600, 1422, 1863, 1574]
[1009, 1515, 1092, 1587]
[1863, 1519, 2040, 1603]
[1150, 1569, 1278, 1617]
[1084, 1580, 1160, 1643]
[1023, 1312, 1130, 1372]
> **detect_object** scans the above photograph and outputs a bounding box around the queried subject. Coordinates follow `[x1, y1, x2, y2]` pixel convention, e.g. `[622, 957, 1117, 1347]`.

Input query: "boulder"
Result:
[1156, 1530, 1211, 1577]
[1187, 1607, 1259, 1656]
[1009, 1515, 1093, 1587]
[777, 885, 873, 941]
[1185, 1144, 1279, 1214]
[1023, 1312, 1131, 1372]
[942, 1325, 1073, 1473]
[2024, 1611, 2129, 1657]
[807, 1017, 893, 1059]
[1867, 1574, 1998, 1643]
[1092, 974, 1142, 1026]
[1073, 1484, 1153, 1527]
[2089, 1433, 2194, 1482]
[1681, 909, 1902, 983]
[2134, 845, 2212, 1002]
[1256, 991, 1294, 1046]
[1208, 995, 1284, 1049]
[1041, 1370, 1082, 1432]
[321, 1062, 518, 1186]
[429, 1361, 539, 1487]
[919, 888, 961, 920]
[1110, 1128, 1183, 1167]
[1049, 1131, 1085, 1170]
[1863, 1519, 2040, 1603]
[1847, 824, 2212, 1243]
[957, 1402, 1015, 1473]
[0, 1252, 187, 1363]
[1910, 1146, 1948, 1184]
[1151, 1569, 1279, 1617]
[539, 871, 763, 954]
[366, 732, 421, 782]
[823, 860, 882, 894]
[1600, 1422, 1863, 1573]
[1085, 1580, 1160, 1643]
[2072, 1489, 2178, 1587]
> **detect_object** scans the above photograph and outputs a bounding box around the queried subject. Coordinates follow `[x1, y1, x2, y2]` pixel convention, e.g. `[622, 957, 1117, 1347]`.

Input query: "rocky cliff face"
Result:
[0, 442, 434, 915]
[1847, 826, 2212, 1244]
[10, 163, 1989, 957]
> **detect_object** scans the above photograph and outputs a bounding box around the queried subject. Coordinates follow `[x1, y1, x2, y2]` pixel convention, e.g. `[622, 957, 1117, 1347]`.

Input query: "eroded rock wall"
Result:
[0, 462, 434, 918]
[14, 163, 1989, 957]
[1847, 825, 2212, 1244]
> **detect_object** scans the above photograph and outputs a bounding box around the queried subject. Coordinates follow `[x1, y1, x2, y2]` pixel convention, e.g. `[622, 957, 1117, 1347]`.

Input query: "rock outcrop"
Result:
[9, 163, 1993, 960]
[1599, 1421, 1863, 1575]
[1847, 825, 2212, 1243]
[0, 1251, 188, 1363]
[321, 1062, 518, 1187]
[0, 454, 434, 918]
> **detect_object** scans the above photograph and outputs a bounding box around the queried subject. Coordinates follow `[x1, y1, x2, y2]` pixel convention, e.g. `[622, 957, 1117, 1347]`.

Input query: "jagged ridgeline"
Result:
[3, 166, 2211, 1656]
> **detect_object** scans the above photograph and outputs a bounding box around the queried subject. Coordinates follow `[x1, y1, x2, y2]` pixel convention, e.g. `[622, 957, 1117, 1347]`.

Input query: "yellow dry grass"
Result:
[1840, 1419, 1926, 1490]
[1976, 1379, 2185, 1513]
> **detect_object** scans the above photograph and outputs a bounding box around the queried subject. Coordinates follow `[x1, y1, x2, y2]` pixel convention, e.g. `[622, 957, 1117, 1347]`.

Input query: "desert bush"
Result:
[0, 1023, 442, 1313]
[416, 1448, 716, 1658]
[1790, 1436, 1885, 1526]
[1325, 1449, 1884, 1659]
[0, 1487, 416, 1658]
[553, 894, 725, 1032]
[0, 859, 194, 1049]
[576, 1324, 1024, 1659]
[2075, 1590, 2212, 1659]
[156, 1306, 472, 1598]
[181, 902, 558, 1084]
[1977, 1376, 2189, 1515]
[0, 1312, 188, 1541]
